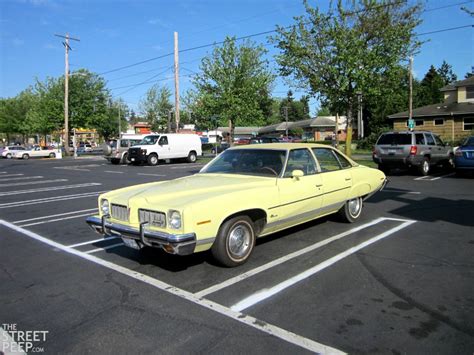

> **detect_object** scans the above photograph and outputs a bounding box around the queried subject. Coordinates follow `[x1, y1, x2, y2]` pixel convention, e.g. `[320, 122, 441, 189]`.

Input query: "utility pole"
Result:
[408, 57, 414, 131]
[356, 92, 363, 139]
[55, 33, 80, 156]
[173, 32, 180, 133]
[118, 104, 121, 137]
[283, 106, 289, 136]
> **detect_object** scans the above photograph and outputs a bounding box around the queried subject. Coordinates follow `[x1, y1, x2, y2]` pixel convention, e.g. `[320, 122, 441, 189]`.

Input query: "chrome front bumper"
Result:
[85, 215, 196, 255]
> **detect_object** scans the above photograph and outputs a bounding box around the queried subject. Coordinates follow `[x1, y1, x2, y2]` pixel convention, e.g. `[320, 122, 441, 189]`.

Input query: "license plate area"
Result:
[122, 237, 141, 250]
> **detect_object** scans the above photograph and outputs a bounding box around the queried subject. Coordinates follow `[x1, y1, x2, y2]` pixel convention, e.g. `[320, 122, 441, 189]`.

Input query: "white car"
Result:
[1, 146, 26, 159]
[14, 147, 57, 159]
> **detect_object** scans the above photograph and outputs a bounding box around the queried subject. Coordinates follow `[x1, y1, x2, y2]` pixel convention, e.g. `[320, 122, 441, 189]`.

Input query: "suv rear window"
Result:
[377, 133, 412, 145]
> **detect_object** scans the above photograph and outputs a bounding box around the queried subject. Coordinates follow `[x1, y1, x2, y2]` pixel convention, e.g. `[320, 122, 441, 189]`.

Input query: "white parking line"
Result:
[0, 179, 67, 187]
[0, 176, 43, 182]
[0, 173, 24, 178]
[18, 213, 97, 227]
[381, 190, 421, 195]
[13, 208, 98, 223]
[104, 171, 124, 174]
[85, 242, 125, 254]
[414, 172, 455, 181]
[0, 191, 107, 208]
[230, 220, 416, 312]
[0, 183, 101, 197]
[0, 171, 7, 174]
[137, 173, 166, 177]
[195, 217, 409, 298]
[0, 219, 344, 355]
[67, 236, 119, 248]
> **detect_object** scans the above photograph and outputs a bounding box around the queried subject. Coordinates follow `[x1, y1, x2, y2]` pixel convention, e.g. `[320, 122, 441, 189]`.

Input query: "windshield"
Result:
[463, 137, 474, 146]
[139, 135, 160, 145]
[201, 149, 286, 177]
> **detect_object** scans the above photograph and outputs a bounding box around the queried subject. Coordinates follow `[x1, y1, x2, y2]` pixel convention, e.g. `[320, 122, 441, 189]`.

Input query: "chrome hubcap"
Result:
[348, 198, 361, 217]
[423, 161, 429, 172]
[228, 224, 251, 258]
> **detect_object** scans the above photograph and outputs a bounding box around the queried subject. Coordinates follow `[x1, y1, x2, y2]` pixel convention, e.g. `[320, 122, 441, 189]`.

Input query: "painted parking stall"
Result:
[0, 157, 473, 354]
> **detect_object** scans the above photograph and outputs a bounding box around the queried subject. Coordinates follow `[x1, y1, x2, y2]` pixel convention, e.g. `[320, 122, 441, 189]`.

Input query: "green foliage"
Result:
[279, 90, 310, 121]
[272, 0, 423, 155]
[0, 89, 37, 142]
[316, 106, 331, 116]
[139, 84, 173, 131]
[191, 36, 275, 138]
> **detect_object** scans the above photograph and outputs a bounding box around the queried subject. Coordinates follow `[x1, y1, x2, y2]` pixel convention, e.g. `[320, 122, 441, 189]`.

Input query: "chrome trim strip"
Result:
[196, 237, 216, 246]
[268, 186, 350, 210]
[265, 201, 345, 230]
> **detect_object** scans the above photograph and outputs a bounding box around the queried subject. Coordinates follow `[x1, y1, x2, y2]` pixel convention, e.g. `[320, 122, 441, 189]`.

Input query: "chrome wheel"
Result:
[348, 198, 362, 218]
[228, 223, 252, 258]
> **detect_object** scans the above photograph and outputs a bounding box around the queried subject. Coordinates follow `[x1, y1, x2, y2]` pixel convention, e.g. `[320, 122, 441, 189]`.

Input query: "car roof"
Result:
[228, 143, 334, 150]
[383, 130, 433, 134]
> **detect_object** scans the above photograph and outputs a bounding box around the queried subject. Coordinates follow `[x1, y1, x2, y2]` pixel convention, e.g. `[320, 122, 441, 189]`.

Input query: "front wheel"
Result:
[121, 153, 129, 164]
[187, 151, 197, 163]
[49, 152, 56, 158]
[6, 153, 12, 159]
[22, 154, 29, 160]
[147, 154, 158, 166]
[212, 216, 256, 267]
[338, 196, 363, 223]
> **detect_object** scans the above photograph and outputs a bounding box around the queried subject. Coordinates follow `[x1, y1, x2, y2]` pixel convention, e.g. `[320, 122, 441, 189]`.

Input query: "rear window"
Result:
[377, 133, 412, 145]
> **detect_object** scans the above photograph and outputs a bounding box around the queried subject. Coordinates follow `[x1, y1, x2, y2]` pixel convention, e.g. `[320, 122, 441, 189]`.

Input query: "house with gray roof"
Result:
[388, 76, 474, 142]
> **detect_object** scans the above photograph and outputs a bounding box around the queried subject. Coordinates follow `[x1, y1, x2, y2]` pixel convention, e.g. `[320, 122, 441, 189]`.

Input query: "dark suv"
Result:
[373, 131, 453, 175]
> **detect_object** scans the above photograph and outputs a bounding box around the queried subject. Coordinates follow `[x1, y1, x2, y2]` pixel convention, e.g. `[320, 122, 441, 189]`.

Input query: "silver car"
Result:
[103, 136, 145, 164]
[372, 131, 453, 175]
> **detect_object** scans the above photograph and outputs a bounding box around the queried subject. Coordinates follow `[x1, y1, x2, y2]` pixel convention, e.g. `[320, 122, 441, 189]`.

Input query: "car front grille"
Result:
[111, 204, 128, 222]
[139, 209, 166, 228]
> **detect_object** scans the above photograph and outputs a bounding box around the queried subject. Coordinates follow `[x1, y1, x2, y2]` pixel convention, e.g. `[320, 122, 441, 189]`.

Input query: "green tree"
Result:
[192, 36, 275, 142]
[272, 0, 422, 156]
[139, 84, 173, 132]
[279, 90, 311, 122]
[437, 60, 457, 85]
[416, 65, 445, 106]
[0, 90, 36, 144]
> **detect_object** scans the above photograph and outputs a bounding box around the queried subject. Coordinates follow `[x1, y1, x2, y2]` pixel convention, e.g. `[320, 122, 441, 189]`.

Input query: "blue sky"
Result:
[0, 0, 473, 116]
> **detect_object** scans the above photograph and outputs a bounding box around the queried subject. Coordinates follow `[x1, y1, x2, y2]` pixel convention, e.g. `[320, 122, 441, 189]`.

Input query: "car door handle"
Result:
[316, 184, 323, 187]
[345, 178, 352, 181]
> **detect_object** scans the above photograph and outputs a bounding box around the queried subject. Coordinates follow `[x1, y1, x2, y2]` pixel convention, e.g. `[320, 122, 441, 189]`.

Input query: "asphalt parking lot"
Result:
[0, 156, 473, 354]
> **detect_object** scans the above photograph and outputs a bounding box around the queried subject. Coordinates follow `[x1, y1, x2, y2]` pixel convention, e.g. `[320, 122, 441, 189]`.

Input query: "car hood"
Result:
[106, 173, 277, 208]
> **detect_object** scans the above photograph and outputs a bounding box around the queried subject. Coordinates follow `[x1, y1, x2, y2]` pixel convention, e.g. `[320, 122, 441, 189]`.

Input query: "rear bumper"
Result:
[373, 155, 422, 167]
[85, 215, 196, 255]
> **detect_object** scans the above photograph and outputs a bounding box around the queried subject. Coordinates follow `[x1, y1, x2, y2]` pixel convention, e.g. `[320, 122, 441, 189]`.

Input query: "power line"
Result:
[424, 1, 473, 13]
[417, 24, 473, 36]
[112, 67, 173, 96]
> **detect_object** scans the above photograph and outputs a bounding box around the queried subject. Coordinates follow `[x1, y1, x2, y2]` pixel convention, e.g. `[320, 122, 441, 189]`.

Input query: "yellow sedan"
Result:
[86, 143, 386, 267]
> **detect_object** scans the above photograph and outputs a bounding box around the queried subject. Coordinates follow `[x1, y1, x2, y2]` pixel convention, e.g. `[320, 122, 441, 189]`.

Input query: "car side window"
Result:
[159, 136, 168, 145]
[425, 134, 436, 146]
[312, 148, 341, 172]
[333, 150, 352, 168]
[283, 149, 317, 177]
[120, 140, 129, 148]
[415, 133, 425, 145]
[433, 135, 444, 146]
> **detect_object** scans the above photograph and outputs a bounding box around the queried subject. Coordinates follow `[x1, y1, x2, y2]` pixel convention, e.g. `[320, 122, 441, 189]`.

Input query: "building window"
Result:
[463, 117, 474, 131]
[415, 119, 424, 126]
[434, 118, 445, 126]
[466, 86, 474, 100]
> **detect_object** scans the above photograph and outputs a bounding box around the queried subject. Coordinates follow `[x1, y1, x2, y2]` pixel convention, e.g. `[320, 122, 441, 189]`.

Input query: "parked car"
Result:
[128, 133, 202, 166]
[372, 130, 453, 175]
[211, 142, 230, 154]
[454, 136, 474, 174]
[249, 136, 280, 144]
[86, 143, 386, 267]
[13, 146, 57, 159]
[234, 137, 250, 145]
[1, 146, 26, 159]
[78, 143, 93, 153]
[103, 135, 146, 164]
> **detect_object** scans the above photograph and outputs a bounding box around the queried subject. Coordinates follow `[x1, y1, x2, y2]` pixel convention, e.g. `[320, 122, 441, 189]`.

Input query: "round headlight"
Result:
[169, 210, 181, 229]
[101, 199, 110, 215]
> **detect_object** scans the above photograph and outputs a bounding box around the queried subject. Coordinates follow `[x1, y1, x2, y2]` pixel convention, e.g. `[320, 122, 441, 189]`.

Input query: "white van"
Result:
[127, 133, 202, 166]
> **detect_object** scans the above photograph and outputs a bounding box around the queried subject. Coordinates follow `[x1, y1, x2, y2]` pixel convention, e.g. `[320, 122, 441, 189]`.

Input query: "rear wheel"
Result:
[212, 216, 256, 267]
[147, 153, 158, 166]
[187, 151, 197, 163]
[22, 153, 29, 160]
[121, 153, 129, 164]
[338, 196, 363, 223]
[419, 157, 430, 176]
[6, 153, 12, 159]
[49, 152, 56, 158]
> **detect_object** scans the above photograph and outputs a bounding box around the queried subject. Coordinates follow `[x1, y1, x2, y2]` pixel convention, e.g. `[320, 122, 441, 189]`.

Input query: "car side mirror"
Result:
[292, 169, 304, 180]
